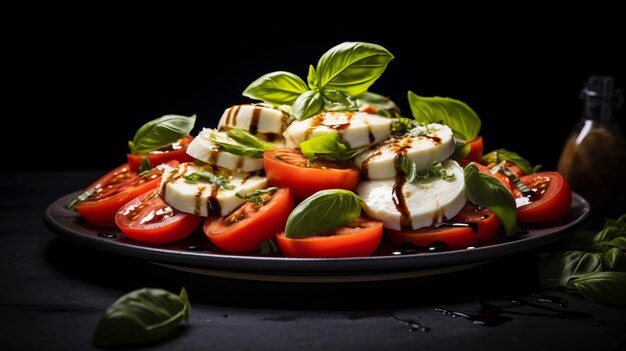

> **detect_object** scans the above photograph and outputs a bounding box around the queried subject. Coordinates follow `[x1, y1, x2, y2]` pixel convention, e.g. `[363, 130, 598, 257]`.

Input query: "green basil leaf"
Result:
[316, 42, 394, 97]
[602, 247, 626, 272]
[93, 287, 191, 347]
[594, 237, 626, 251]
[67, 188, 97, 209]
[321, 90, 359, 112]
[260, 239, 280, 255]
[566, 271, 626, 306]
[356, 91, 401, 117]
[138, 156, 152, 176]
[408, 91, 480, 140]
[593, 220, 626, 244]
[539, 251, 604, 289]
[243, 71, 309, 105]
[210, 132, 265, 158]
[299, 133, 362, 162]
[183, 172, 235, 190]
[285, 189, 361, 238]
[307, 65, 318, 90]
[236, 187, 278, 205]
[463, 163, 519, 235]
[129, 114, 196, 154]
[451, 140, 471, 162]
[396, 156, 455, 183]
[482, 149, 541, 174]
[293, 90, 324, 120]
[390, 117, 418, 135]
[226, 128, 276, 151]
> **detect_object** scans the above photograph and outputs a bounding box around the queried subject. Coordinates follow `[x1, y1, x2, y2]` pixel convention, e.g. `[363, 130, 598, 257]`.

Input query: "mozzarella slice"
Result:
[355, 123, 455, 179]
[186, 128, 264, 172]
[217, 104, 290, 146]
[357, 160, 466, 231]
[284, 112, 392, 149]
[159, 162, 268, 217]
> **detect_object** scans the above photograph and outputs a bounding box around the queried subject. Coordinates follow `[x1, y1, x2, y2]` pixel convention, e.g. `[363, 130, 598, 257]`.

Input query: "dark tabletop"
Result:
[1, 171, 624, 351]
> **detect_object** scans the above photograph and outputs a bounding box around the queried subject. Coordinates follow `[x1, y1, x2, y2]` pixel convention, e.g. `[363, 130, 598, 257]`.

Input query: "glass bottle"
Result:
[557, 76, 626, 219]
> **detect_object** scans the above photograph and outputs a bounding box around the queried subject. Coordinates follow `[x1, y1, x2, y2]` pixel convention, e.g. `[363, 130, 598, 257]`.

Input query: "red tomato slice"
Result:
[515, 172, 572, 222]
[263, 148, 360, 200]
[115, 189, 201, 243]
[75, 161, 178, 227]
[463, 136, 484, 164]
[386, 203, 501, 249]
[276, 218, 383, 258]
[204, 188, 294, 252]
[127, 136, 194, 172]
[470, 162, 512, 192]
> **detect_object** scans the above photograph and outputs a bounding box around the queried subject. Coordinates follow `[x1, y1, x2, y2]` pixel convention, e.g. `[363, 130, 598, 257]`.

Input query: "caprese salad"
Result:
[68, 42, 572, 258]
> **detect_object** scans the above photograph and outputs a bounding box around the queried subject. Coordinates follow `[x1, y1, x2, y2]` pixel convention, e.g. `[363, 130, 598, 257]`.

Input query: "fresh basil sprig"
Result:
[243, 42, 394, 120]
[67, 188, 97, 209]
[482, 148, 541, 174]
[183, 172, 234, 190]
[408, 91, 480, 141]
[396, 156, 456, 183]
[299, 133, 362, 162]
[226, 128, 276, 151]
[93, 287, 191, 347]
[210, 133, 265, 159]
[356, 91, 401, 117]
[129, 114, 196, 154]
[463, 163, 519, 235]
[539, 214, 626, 306]
[285, 189, 362, 238]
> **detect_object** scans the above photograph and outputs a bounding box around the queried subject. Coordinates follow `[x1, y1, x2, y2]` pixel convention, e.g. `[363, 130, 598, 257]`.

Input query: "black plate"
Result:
[45, 191, 590, 281]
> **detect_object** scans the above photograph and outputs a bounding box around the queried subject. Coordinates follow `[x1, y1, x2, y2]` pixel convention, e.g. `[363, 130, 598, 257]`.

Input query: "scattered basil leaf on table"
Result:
[602, 247, 626, 271]
[93, 287, 191, 347]
[66, 188, 97, 209]
[128, 114, 196, 154]
[408, 91, 480, 141]
[539, 251, 604, 289]
[285, 189, 362, 238]
[566, 272, 626, 306]
[299, 133, 362, 162]
[463, 163, 519, 235]
[242, 71, 309, 105]
[482, 148, 542, 174]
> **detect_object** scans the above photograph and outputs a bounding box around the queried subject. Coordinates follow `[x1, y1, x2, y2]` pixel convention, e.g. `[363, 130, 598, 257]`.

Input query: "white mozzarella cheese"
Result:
[217, 104, 289, 146]
[159, 162, 268, 217]
[186, 128, 264, 172]
[283, 112, 392, 149]
[355, 123, 455, 179]
[357, 160, 466, 231]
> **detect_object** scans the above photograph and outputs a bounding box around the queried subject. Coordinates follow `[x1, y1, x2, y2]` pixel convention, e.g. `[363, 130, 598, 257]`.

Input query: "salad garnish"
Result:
[482, 148, 542, 175]
[128, 114, 196, 154]
[396, 156, 456, 183]
[183, 172, 234, 190]
[299, 133, 363, 163]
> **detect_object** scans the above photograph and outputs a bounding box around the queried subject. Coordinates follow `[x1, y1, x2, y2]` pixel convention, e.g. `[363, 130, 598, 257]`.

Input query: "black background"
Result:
[9, 11, 625, 172]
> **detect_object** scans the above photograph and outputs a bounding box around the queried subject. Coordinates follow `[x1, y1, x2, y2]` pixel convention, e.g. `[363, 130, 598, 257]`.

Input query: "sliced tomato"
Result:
[514, 172, 572, 222]
[75, 161, 178, 227]
[470, 162, 512, 192]
[386, 203, 501, 249]
[115, 189, 201, 243]
[204, 188, 294, 252]
[463, 136, 484, 164]
[276, 218, 383, 258]
[263, 148, 360, 200]
[127, 136, 194, 172]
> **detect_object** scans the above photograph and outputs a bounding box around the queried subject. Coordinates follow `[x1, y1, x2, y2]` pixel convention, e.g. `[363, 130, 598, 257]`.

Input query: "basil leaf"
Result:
[602, 247, 626, 272]
[566, 271, 626, 306]
[183, 172, 235, 190]
[390, 117, 419, 135]
[210, 133, 264, 158]
[67, 188, 97, 209]
[408, 91, 480, 140]
[293, 90, 324, 120]
[356, 91, 401, 116]
[299, 133, 362, 162]
[226, 128, 276, 151]
[243, 71, 309, 105]
[482, 149, 541, 174]
[307, 65, 318, 90]
[539, 251, 604, 289]
[594, 237, 626, 251]
[260, 239, 280, 255]
[93, 287, 191, 347]
[236, 187, 278, 204]
[316, 42, 394, 97]
[138, 156, 152, 176]
[321, 90, 359, 112]
[129, 114, 196, 154]
[463, 163, 519, 235]
[593, 218, 626, 244]
[285, 189, 361, 238]
[451, 140, 471, 162]
[396, 156, 455, 183]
